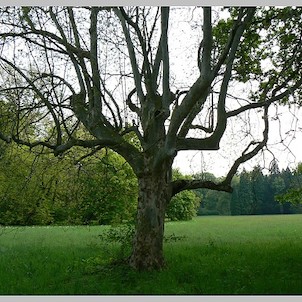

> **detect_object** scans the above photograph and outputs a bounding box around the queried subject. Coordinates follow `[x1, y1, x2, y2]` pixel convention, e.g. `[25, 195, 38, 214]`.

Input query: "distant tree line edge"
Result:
[0, 142, 301, 226]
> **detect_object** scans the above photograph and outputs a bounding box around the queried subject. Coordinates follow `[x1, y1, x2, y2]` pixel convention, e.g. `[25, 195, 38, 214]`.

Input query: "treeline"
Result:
[1, 140, 302, 226]
[0, 143, 138, 226]
[0, 142, 199, 226]
[195, 161, 302, 216]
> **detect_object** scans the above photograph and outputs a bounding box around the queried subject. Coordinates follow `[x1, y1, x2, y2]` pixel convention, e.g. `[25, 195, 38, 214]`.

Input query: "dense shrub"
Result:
[166, 190, 199, 221]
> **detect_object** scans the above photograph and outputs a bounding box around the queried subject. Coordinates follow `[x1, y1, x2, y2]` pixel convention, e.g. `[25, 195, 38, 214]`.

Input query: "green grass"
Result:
[1, 215, 302, 294]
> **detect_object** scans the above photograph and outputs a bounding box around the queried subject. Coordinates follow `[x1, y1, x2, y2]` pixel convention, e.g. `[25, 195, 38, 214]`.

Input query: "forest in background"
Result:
[196, 161, 302, 216]
[1, 140, 301, 226]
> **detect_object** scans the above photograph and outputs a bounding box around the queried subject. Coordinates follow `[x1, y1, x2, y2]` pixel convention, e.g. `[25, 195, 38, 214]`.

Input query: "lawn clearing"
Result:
[1, 215, 302, 294]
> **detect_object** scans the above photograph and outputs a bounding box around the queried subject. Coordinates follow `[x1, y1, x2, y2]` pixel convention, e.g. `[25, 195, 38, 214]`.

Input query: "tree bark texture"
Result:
[129, 163, 171, 271]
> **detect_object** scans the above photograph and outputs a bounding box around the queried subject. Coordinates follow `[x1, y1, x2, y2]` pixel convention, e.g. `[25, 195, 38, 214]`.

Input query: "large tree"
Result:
[0, 6, 302, 270]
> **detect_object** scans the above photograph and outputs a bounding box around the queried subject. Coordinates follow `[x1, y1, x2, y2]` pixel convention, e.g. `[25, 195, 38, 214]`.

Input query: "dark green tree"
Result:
[263, 160, 282, 214]
[276, 167, 295, 214]
[236, 169, 253, 215]
[276, 163, 302, 210]
[230, 186, 241, 216]
[250, 165, 266, 214]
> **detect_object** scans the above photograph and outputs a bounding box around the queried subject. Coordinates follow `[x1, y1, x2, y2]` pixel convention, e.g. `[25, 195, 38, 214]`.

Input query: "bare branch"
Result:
[200, 7, 212, 79]
[73, 145, 103, 164]
[113, 7, 145, 103]
[67, 7, 82, 49]
[169, 9, 254, 143]
[161, 7, 170, 110]
[119, 7, 154, 93]
[190, 124, 214, 133]
[227, 77, 302, 118]
[223, 106, 269, 186]
[100, 79, 123, 129]
[152, 35, 162, 89]
[89, 7, 102, 114]
[173, 8, 214, 139]
[126, 88, 141, 114]
[0, 56, 63, 146]
[171, 179, 232, 197]
[12, 135, 56, 151]
[120, 125, 144, 143]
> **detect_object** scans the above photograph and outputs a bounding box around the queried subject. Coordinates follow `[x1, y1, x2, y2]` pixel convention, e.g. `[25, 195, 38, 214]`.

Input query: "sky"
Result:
[173, 105, 302, 177]
[5, 0, 299, 5]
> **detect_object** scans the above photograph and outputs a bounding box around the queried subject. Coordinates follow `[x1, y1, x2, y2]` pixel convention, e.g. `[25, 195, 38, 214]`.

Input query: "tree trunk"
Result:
[129, 167, 171, 271]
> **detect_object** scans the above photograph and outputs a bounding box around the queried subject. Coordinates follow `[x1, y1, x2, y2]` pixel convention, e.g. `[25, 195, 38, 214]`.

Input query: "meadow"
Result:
[1, 214, 302, 295]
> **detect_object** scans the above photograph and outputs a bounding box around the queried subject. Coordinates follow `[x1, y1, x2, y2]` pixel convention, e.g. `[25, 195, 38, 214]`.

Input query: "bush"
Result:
[166, 190, 199, 221]
[98, 224, 135, 262]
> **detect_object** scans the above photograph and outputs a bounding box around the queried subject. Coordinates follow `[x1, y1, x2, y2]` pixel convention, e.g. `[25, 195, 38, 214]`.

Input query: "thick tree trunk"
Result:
[129, 168, 171, 271]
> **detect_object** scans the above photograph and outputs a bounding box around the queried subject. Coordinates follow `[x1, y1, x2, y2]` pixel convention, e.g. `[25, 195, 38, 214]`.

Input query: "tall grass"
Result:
[1, 215, 302, 294]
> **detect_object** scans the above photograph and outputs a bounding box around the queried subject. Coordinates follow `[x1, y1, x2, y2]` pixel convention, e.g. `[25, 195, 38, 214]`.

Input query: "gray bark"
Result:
[129, 166, 170, 270]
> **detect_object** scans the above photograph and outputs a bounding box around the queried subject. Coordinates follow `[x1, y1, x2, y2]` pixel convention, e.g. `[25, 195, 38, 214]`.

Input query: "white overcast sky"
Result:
[173, 107, 302, 177]
[5, 0, 298, 5]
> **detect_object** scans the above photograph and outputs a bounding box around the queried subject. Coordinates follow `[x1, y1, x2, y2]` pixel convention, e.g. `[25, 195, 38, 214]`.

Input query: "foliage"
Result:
[0, 145, 54, 225]
[74, 151, 138, 225]
[98, 223, 135, 261]
[277, 188, 302, 205]
[214, 7, 302, 101]
[198, 190, 230, 216]
[0, 143, 198, 227]
[98, 223, 187, 264]
[276, 162, 302, 206]
[213, 9, 262, 83]
[0, 143, 138, 226]
[166, 170, 200, 221]
[0, 142, 199, 225]
[230, 163, 302, 215]
[166, 190, 199, 221]
[195, 163, 302, 216]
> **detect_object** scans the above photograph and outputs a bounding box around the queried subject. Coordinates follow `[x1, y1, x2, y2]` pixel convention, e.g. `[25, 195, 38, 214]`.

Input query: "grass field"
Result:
[1, 214, 302, 295]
